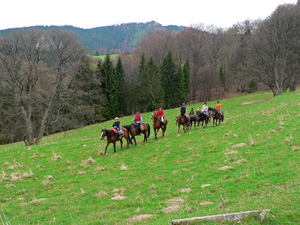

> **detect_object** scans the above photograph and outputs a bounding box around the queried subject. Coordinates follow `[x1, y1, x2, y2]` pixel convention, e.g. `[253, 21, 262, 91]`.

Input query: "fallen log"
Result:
[171, 209, 270, 224]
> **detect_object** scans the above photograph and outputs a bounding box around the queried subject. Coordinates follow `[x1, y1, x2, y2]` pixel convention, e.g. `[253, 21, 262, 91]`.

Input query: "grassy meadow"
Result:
[93, 54, 119, 61]
[1, 90, 300, 224]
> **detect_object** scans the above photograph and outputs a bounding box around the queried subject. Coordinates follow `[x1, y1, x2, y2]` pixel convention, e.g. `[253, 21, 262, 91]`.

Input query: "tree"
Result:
[0, 28, 85, 145]
[146, 56, 162, 109]
[115, 57, 126, 115]
[137, 54, 150, 111]
[250, 4, 300, 96]
[100, 53, 119, 119]
[161, 51, 177, 108]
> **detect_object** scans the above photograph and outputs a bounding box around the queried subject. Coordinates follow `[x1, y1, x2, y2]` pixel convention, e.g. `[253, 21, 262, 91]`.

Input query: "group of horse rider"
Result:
[110, 106, 166, 139]
[110, 101, 221, 139]
[180, 101, 222, 123]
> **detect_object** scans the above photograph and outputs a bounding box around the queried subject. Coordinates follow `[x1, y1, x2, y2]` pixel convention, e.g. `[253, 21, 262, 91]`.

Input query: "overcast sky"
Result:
[0, 0, 297, 30]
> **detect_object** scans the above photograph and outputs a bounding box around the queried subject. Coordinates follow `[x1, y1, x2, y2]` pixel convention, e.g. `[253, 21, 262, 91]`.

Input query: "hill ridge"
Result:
[0, 21, 186, 51]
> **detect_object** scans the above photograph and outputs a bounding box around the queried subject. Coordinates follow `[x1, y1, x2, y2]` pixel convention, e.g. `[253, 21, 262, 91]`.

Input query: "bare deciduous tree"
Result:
[0, 29, 85, 145]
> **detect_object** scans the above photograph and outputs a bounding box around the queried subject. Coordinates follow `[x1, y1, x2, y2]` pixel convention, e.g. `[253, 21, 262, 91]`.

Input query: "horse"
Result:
[150, 111, 168, 139]
[175, 115, 190, 134]
[123, 123, 151, 145]
[197, 112, 209, 128]
[99, 127, 132, 155]
[189, 115, 198, 129]
[211, 109, 224, 126]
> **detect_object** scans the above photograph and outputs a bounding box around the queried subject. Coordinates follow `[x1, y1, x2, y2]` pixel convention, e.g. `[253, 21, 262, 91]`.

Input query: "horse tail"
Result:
[147, 123, 150, 138]
[222, 114, 224, 122]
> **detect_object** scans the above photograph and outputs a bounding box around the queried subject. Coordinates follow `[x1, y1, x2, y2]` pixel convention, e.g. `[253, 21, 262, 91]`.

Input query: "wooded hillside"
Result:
[0, 21, 185, 51]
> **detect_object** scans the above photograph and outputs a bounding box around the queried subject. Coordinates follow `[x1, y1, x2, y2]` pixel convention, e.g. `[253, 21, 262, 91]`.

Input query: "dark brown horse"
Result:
[197, 112, 209, 128]
[100, 127, 132, 155]
[188, 115, 198, 129]
[211, 109, 224, 126]
[123, 123, 151, 145]
[150, 111, 168, 139]
[175, 115, 190, 134]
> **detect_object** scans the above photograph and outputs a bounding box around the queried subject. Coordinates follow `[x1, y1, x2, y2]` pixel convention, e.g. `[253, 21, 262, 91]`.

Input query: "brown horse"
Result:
[197, 112, 209, 128]
[100, 127, 132, 155]
[189, 115, 198, 129]
[150, 111, 168, 139]
[123, 123, 151, 145]
[175, 115, 190, 134]
[211, 109, 224, 126]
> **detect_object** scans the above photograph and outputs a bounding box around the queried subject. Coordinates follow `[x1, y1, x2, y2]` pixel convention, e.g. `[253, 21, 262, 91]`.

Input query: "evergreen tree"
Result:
[161, 51, 176, 108]
[100, 53, 119, 119]
[147, 56, 162, 110]
[115, 57, 126, 115]
[70, 55, 102, 125]
[138, 54, 150, 111]
[182, 60, 190, 95]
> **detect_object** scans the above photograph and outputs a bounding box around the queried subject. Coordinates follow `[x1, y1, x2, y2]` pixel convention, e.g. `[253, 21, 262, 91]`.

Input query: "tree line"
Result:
[0, 3, 299, 145]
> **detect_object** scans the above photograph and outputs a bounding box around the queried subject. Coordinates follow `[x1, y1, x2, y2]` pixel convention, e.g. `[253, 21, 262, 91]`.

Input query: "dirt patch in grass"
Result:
[199, 201, 214, 206]
[232, 143, 247, 148]
[128, 214, 153, 222]
[163, 197, 185, 213]
[29, 198, 48, 204]
[225, 150, 238, 155]
[179, 188, 191, 193]
[241, 99, 269, 105]
[111, 195, 127, 200]
[201, 184, 211, 188]
[218, 166, 234, 170]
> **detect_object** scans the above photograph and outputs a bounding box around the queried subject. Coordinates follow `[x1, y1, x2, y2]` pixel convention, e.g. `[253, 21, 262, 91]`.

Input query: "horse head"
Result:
[100, 129, 107, 140]
[150, 111, 157, 120]
[175, 115, 181, 125]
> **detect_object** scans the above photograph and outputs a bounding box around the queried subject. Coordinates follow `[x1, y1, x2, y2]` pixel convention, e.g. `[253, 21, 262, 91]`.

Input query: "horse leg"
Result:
[155, 128, 158, 139]
[133, 136, 137, 145]
[120, 139, 123, 150]
[113, 142, 116, 152]
[177, 125, 180, 134]
[104, 143, 109, 155]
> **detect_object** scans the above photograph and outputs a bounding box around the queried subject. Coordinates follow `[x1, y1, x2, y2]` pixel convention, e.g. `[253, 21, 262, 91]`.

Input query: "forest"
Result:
[0, 21, 185, 52]
[0, 3, 299, 145]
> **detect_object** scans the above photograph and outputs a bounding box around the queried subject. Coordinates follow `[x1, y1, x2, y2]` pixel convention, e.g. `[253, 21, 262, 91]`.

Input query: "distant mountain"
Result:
[0, 21, 186, 51]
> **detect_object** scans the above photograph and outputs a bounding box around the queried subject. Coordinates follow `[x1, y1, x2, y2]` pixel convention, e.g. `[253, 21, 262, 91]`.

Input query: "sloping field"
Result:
[1, 90, 300, 224]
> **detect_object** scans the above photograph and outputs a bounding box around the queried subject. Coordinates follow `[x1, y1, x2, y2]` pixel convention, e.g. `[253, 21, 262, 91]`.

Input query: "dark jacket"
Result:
[112, 121, 120, 129]
[189, 110, 194, 116]
[180, 106, 186, 116]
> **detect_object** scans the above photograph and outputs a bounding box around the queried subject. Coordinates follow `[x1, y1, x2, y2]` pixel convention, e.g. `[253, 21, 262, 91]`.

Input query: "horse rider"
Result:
[215, 101, 221, 113]
[189, 108, 194, 116]
[157, 106, 165, 128]
[201, 102, 209, 117]
[132, 112, 143, 134]
[111, 117, 121, 139]
[196, 108, 201, 117]
[180, 103, 189, 123]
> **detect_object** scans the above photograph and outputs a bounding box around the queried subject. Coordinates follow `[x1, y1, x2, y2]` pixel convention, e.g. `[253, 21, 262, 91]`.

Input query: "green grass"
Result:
[1, 90, 300, 224]
[93, 54, 119, 61]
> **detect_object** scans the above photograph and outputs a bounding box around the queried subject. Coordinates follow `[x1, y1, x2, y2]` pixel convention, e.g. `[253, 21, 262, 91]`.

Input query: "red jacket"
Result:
[157, 109, 164, 117]
[134, 114, 142, 123]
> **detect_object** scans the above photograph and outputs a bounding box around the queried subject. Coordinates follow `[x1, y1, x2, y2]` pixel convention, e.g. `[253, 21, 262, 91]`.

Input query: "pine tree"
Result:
[115, 57, 126, 115]
[100, 53, 119, 119]
[147, 56, 162, 110]
[182, 60, 190, 95]
[161, 51, 176, 108]
[138, 54, 150, 111]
